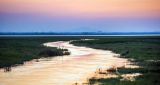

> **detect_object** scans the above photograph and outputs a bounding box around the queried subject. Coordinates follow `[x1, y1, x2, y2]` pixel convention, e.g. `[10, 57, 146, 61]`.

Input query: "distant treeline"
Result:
[0, 32, 160, 35]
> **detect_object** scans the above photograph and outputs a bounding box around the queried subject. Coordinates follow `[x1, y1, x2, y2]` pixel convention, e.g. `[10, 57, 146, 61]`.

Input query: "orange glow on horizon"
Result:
[0, 0, 160, 19]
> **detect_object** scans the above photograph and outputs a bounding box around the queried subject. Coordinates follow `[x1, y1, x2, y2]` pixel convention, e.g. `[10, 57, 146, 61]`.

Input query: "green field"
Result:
[70, 36, 160, 85]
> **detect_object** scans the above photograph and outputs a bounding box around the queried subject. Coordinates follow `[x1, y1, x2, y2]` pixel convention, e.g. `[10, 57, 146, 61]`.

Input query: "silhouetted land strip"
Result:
[70, 36, 160, 85]
[0, 32, 160, 35]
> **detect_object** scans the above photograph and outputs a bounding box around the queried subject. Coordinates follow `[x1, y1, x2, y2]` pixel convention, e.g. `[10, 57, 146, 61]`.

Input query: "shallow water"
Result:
[0, 41, 128, 85]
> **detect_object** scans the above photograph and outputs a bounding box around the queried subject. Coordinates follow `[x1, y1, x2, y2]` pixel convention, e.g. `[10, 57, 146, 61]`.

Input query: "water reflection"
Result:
[0, 41, 128, 85]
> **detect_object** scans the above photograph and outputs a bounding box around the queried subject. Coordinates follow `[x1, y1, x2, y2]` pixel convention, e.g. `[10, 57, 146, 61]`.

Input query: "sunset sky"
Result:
[0, 0, 160, 32]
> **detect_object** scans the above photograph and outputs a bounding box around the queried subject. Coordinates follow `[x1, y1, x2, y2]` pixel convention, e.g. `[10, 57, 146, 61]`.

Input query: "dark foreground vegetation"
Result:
[0, 36, 81, 70]
[70, 36, 160, 85]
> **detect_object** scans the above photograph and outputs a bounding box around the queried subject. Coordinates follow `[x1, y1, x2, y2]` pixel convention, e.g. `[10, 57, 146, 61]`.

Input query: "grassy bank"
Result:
[0, 36, 81, 69]
[70, 36, 160, 85]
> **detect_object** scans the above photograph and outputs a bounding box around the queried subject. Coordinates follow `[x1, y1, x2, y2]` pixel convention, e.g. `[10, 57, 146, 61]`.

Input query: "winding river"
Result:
[0, 41, 128, 85]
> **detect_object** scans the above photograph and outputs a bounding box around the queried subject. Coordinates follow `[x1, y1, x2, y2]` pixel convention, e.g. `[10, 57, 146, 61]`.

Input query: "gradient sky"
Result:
[0, 0, 160, 32]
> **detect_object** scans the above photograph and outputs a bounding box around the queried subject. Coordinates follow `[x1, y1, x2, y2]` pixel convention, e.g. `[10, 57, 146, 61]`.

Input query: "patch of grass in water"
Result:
[89, 66, 160, 85]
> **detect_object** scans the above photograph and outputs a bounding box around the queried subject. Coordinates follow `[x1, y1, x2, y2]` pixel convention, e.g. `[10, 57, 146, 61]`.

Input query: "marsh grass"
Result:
[88, 62, 160, 85]
[71, 36, 160, 85]
[0, 37, 77, 68]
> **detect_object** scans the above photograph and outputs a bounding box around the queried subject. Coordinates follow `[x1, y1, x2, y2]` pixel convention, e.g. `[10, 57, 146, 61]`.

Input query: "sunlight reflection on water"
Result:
[0, 41, 128, 85]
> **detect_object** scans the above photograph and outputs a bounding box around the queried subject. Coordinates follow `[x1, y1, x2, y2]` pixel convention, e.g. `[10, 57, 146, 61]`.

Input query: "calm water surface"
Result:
[0, 41, 128, 85]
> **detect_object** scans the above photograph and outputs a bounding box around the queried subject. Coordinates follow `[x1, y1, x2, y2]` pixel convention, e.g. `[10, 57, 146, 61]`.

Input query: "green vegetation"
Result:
[0, 36, 79, 68]
[71, 36, 160, 60]
[70, 36, 160, 85]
